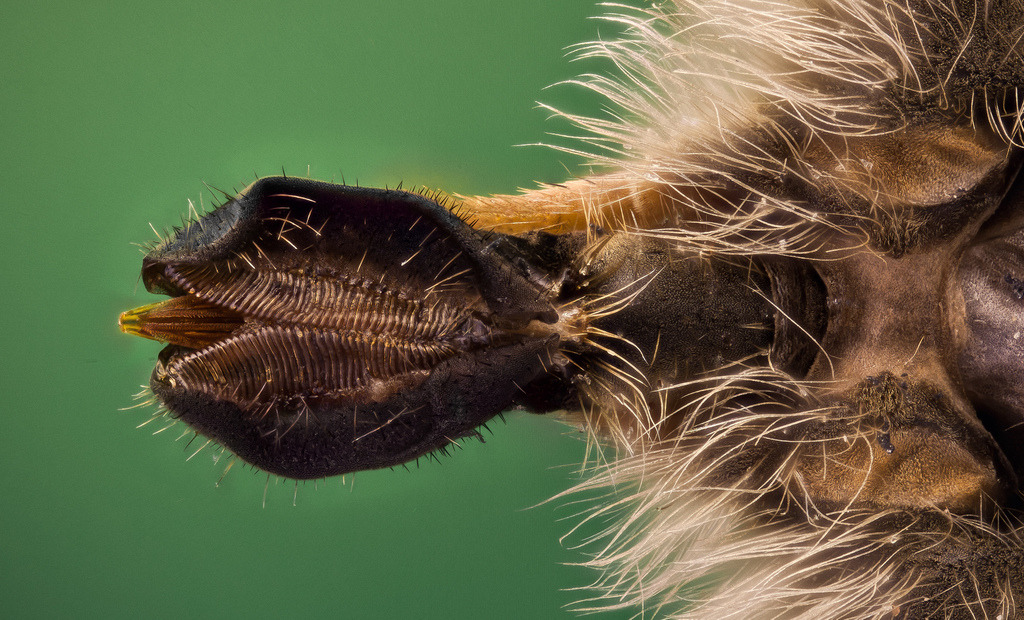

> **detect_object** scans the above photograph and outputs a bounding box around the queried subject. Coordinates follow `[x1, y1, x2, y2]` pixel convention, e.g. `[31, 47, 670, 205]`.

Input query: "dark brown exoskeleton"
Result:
[121, 0, 1024, 617]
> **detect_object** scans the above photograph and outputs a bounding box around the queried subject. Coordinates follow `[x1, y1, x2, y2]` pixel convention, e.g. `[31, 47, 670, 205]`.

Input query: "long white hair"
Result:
[482, 1, 1024, 617]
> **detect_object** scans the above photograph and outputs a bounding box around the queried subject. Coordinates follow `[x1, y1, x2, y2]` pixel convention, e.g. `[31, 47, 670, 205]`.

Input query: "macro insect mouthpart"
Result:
[119, 178, 570, 478]
[122, 0, 1024, 616]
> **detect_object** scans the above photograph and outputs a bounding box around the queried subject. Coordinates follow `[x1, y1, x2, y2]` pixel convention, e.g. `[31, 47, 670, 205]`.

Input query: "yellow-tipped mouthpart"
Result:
[119, 296, 244, 349]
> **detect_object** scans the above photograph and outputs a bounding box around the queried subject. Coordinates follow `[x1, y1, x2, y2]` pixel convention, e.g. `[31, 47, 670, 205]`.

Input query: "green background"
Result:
[1, 2, 635, 618]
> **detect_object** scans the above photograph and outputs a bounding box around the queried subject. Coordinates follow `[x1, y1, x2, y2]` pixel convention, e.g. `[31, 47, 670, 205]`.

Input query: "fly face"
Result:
[121, 0, 1024, 617]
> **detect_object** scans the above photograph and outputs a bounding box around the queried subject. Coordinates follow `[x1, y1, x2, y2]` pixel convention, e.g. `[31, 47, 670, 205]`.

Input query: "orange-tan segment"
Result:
[119, 296, 244, 349]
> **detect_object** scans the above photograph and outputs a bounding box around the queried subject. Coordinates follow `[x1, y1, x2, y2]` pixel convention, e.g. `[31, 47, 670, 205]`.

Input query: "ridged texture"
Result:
[153, 260, 480, 407]
[165, 263, 467, 342]
[166, 325, 448, 404]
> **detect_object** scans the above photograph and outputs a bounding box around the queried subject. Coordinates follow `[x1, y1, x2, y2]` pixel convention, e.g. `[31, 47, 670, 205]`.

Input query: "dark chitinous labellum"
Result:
[122, 178, 565, 478]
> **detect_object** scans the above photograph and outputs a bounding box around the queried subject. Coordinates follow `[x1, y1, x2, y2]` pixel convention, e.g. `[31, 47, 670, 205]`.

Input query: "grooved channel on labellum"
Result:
[162, 324, 448, 405]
